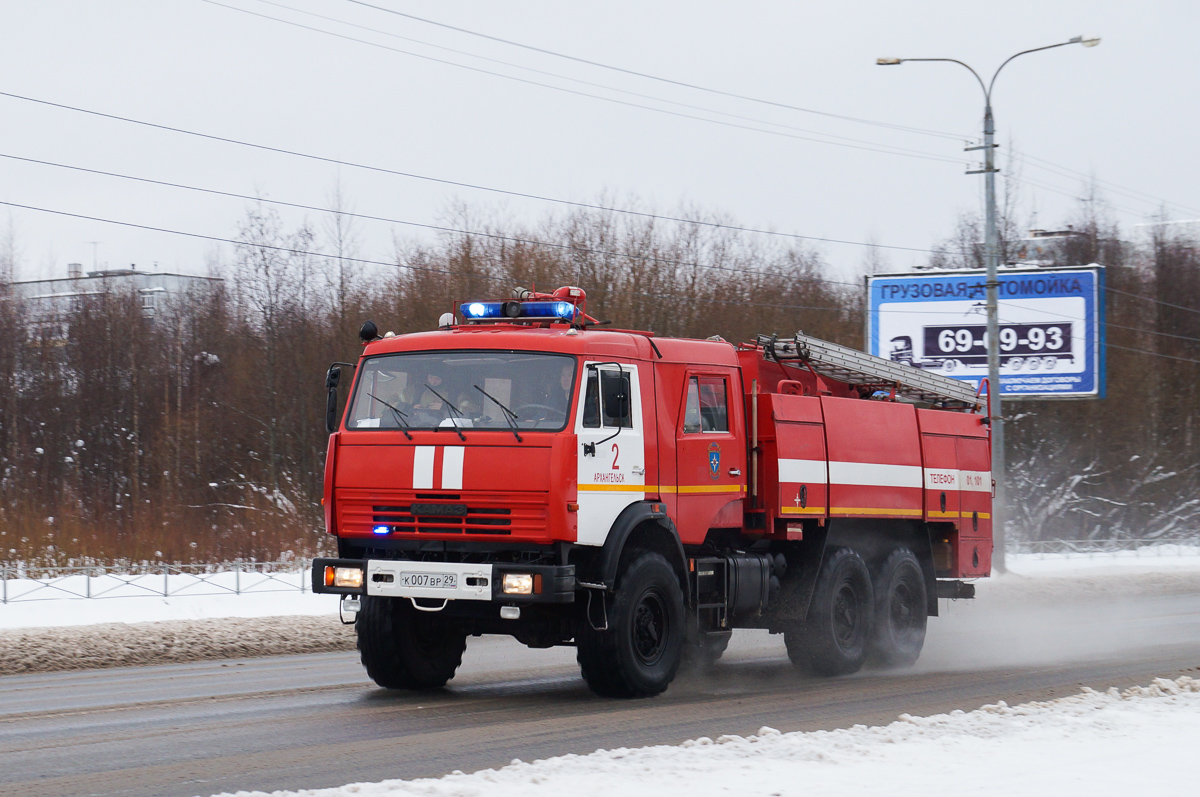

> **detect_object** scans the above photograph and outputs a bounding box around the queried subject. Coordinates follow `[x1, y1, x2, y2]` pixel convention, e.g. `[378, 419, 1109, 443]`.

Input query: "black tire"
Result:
[577, 551, 685, 698]
[784, 547, 872, 677]
[356, 595, 467, 690]
[868, 547, 928, 668]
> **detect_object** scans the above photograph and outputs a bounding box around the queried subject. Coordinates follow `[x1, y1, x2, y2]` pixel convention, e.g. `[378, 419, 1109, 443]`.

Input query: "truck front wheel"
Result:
[577, 551, 685, 698]
[356, 595, 467, 690]
[784, 547, 872, 676]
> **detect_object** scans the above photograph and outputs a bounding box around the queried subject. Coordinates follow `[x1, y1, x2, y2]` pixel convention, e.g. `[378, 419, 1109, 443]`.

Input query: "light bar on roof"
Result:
[461, 300, 577, 321]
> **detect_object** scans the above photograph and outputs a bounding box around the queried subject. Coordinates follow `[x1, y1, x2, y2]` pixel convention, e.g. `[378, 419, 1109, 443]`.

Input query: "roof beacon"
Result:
[460, 286, 594, 325]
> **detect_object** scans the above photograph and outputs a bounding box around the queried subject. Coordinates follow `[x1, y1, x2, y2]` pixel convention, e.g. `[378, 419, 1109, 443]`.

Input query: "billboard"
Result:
[866, 266, 1105, 399]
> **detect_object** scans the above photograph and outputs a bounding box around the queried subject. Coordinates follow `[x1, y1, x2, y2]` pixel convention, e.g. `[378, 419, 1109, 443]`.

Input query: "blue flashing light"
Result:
[521, 301, 576, 319]
[461, 299, 576, 320]
[372, 525, 390, 535]
[463, 301, 503, 319]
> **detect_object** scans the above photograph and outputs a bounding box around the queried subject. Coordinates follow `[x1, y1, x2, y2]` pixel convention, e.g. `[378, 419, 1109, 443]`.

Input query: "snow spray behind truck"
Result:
[312, 286, 992, 697]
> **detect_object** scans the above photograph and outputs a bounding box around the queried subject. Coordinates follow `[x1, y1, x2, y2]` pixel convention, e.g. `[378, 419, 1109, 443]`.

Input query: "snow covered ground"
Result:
[2, 548, 1198, 630]
[210, 677, 1200, 797]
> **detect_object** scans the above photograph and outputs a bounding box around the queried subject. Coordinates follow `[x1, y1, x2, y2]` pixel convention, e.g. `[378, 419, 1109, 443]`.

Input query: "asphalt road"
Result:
[4, 574, 1200, 797]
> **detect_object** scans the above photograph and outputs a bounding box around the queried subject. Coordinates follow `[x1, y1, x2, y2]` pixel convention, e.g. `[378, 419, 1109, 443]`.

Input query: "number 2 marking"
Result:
[611, 443, 620, 470]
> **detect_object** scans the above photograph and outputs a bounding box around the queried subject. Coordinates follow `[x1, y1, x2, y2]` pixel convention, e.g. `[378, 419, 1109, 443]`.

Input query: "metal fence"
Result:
[0, 561, 308, 604]
[1010, 537, 1200, 558]
[4, 540, 1199, 604]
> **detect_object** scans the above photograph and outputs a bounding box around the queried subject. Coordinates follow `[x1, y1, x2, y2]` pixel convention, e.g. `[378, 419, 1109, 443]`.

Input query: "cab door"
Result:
[575, 362, 646, 546]
[674, 371, 745, 544]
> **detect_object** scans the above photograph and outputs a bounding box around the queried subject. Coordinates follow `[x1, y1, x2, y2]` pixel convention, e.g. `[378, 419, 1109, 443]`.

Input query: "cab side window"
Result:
[582, 371, 601, 428]
[683, 378, 702, 433]
[683, 375, 728, 433]
[582, 368, 632, 428]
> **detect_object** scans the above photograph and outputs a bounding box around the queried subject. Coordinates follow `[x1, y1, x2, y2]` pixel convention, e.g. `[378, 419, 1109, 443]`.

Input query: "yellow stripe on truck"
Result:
[830, 507, 924, 517]
[576, 484, 744, 494]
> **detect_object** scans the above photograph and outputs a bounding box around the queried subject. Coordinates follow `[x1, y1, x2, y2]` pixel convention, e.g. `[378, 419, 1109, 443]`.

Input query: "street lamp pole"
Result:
[877, 37, 1099, 570]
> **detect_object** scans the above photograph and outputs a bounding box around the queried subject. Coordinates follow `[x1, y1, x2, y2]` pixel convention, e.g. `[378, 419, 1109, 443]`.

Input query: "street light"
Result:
[876, 36, 1099, 571]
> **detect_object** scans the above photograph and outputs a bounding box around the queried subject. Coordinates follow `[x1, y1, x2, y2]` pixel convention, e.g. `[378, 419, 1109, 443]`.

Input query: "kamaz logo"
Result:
[409, 503, 469, 517]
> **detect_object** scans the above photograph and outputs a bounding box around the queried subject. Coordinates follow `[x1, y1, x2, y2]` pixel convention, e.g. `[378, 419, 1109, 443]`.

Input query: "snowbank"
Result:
[1006, 546, 1200, 578]
[209, 677, 1200, 797]
[0, 615, 355, 675]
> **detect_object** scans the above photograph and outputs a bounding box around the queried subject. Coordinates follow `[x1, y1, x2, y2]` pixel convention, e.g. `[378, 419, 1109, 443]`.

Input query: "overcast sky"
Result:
[2, 0, 1196, 283]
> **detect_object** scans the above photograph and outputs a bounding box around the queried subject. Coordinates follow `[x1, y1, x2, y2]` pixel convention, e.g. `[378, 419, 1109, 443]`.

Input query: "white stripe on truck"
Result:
[412, 446, 435, 490]
[441, 446, 464, 490]
[959, 470, 992, 492]
[777, 458, 828, 484]
[827, 461, 923, 489]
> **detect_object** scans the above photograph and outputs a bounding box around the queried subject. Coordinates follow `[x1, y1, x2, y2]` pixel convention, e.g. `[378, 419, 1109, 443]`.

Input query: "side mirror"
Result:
[601, 374, 630, 420]
[325, 366, 342, 433]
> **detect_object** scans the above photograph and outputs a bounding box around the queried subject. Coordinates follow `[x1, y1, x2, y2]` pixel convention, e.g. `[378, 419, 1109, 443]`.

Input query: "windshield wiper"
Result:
[423, 384, 467, 441]
[366, 393, 413, 440]
[474, 384, 522, 442]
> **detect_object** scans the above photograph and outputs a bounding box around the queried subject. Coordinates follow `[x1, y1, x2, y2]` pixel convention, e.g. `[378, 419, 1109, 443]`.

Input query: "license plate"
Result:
[400, 572, 457, 589]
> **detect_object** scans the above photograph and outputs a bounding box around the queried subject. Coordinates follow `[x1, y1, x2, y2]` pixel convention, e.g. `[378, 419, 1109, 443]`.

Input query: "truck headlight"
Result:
[502, 573, 533, 595]
[325, 566, 364, 589]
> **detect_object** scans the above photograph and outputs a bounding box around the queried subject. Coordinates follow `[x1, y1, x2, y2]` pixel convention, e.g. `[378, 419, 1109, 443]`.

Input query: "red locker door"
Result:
[921, 434, 961, 522]
[822, 397, 923, 519]
[956, 435, 993, 576]
[772, 395, 828, 520]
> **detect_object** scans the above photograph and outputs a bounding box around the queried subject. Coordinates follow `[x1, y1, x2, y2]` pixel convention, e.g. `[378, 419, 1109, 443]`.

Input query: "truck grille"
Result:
[337, 491, 548, 539]
[373, 502, 512, 534]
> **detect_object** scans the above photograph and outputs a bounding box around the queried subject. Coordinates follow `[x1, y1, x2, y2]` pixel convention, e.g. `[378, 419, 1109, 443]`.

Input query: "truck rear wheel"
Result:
[577, 551, 685, 698]
[868, 547, 927, 668]
[784, 547, 872, 677]
[356, 595, 467, 690]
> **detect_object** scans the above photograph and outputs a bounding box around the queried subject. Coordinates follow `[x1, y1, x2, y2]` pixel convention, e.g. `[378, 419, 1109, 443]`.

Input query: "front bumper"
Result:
[311, 557, 575, 604]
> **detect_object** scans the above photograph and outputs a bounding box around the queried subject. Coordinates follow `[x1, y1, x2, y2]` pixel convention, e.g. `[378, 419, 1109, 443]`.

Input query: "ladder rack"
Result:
[758, 334, 983, 408]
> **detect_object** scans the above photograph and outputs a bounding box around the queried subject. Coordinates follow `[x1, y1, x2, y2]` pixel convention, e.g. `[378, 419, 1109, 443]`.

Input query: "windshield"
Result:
[346, 351, 577, 432]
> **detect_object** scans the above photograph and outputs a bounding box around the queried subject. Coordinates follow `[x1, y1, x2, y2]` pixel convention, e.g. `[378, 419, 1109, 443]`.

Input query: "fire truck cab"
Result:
[312, 287, 991, 698]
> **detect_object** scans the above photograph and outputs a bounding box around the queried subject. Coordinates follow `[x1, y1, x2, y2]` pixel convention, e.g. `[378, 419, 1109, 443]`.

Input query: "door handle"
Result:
[632, 466, 645, 476]
[728, 468, 741, 477]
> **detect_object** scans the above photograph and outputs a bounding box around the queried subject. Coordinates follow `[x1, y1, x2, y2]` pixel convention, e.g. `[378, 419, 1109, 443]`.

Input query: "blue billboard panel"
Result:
[867, 266, 1105, 399]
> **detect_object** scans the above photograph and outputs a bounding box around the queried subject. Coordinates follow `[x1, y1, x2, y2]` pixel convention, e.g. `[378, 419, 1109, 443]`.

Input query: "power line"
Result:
[0, 89, 939, 256]
[0, 197, 857, 315]
[1006, 172, 1151, 221]
[0, 199, 451, 276]
[0, 151, 873, 289]
[1104, 320, 1200, 345]
[197, 0, 963, 166]
[1106, 342, 1200, 365]
[31, 129, 1188, 325]
[234, 2, 1198, 234]
[1106, 285, 1200, 316]
[1018, 151, 1200, 218]
[9, 193, 1196, 355]
[340, 0, 967, 142]
[300, 1, 1200, 233]
[242, 0, 957, 159]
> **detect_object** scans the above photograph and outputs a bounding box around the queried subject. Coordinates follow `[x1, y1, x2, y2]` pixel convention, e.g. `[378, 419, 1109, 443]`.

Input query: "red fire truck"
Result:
[312, 286, 992, 698]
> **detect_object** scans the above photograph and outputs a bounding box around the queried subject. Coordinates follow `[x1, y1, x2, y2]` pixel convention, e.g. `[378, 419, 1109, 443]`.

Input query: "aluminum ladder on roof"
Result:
[759, 333, 983, 408]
